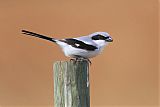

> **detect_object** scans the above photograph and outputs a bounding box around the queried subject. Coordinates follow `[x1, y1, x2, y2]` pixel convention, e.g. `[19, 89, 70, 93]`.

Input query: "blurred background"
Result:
[0, 0, 159, 107]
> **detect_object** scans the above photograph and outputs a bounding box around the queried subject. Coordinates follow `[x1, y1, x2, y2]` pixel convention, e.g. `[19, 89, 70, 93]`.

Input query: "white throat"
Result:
[94, 40, 108, 48]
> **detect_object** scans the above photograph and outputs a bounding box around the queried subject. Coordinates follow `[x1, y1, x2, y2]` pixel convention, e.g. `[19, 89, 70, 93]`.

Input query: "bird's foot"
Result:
[70, 58, 78, 64]
[70, 58, 76, 62]
[70, 58, 91, 65]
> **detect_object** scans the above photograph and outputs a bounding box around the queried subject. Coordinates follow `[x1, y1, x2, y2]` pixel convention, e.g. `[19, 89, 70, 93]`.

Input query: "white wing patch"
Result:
[75, 43, 80, 47]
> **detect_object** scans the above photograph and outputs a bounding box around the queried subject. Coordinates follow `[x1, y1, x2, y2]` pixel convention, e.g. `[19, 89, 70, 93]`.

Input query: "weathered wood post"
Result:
[54, 60, 90, 107]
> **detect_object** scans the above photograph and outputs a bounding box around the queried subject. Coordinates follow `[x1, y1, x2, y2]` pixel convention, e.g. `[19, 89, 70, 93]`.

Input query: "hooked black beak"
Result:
[105, 37, 113, 42]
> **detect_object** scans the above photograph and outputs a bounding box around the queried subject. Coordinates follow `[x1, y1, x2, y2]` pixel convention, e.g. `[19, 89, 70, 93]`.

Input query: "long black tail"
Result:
[22, 30, 56, 42]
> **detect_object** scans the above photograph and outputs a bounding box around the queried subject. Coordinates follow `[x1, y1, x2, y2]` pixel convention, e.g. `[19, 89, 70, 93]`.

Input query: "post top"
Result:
[54, 60, 89, 66]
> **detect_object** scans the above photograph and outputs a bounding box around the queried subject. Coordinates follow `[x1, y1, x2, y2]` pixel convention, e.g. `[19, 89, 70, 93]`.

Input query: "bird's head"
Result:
[90, 32, 113, 47]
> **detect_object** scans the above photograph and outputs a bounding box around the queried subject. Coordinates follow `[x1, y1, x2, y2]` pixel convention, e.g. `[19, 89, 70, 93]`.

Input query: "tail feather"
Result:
[22, 30, 56, 42]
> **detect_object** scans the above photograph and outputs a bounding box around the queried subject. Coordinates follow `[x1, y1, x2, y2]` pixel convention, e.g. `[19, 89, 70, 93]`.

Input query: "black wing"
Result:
[62, 38, 98, 51]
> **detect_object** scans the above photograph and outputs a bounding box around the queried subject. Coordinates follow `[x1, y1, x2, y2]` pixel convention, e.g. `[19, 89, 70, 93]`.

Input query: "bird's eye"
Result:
[105, 36, 109, 39]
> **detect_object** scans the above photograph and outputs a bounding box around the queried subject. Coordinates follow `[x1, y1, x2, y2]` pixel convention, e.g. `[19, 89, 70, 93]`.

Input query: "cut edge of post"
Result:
[54, 60, 89, 66]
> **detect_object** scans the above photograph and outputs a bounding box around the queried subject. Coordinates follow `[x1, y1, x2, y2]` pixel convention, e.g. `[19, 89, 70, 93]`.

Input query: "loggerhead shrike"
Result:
[22, 30, 113, 63]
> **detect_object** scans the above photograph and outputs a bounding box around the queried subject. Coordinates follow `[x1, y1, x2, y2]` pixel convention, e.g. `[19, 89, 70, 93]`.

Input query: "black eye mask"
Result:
[91, 34, 108, 40]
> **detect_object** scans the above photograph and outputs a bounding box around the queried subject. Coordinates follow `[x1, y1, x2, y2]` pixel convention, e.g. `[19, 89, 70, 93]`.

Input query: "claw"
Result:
[69, 58, 91, 65]
[70, 58, 75, 61]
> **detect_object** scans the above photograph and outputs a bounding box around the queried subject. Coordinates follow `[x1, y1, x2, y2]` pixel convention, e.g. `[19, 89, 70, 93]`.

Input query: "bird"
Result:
[22, 30, 113, 64]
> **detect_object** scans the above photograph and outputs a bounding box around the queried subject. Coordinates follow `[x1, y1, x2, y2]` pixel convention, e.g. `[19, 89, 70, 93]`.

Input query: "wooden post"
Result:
[54, 60, 90, 107]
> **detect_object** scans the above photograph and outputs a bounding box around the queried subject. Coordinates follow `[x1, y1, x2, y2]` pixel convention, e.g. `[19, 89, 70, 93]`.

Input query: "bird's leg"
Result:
[70, 56, 91, 65]
[70, 57, 80, 64]
[75, 57, 79, 63]
[70, 58, 77, 65]
[70, 55, 81, 63]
